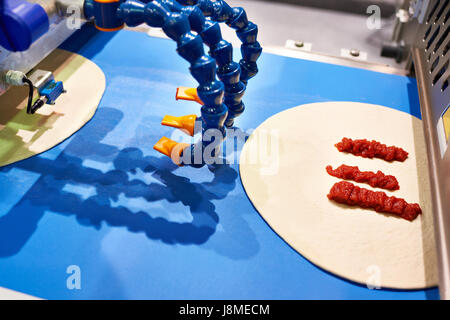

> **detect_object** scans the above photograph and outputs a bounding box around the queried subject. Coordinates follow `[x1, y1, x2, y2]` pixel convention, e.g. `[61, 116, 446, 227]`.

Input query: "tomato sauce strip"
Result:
[327, 181, 421, 221]
[335, 138, 408, 162]
[326, 164, 399, 190]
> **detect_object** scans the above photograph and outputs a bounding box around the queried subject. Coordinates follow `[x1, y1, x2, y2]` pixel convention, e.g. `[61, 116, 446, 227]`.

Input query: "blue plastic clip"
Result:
[39, 80, 64, 105]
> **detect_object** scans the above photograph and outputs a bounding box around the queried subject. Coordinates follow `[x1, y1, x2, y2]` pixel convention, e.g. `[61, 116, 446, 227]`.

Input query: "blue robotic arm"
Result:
[85, 0, 262, 167]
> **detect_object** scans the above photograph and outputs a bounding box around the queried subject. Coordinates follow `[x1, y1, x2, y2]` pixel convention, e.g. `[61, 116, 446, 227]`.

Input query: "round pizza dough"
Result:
[240, 102, 438, 289]
[0, 49, 105, 167]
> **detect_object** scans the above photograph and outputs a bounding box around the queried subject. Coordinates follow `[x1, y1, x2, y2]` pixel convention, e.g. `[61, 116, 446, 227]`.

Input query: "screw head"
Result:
[350, 49, 360, 57]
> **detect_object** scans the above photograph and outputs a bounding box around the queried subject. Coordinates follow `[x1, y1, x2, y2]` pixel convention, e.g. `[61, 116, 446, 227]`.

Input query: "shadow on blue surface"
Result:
[61, 24, 118, 61]
[0, 107, 239, 257]
[0, 25, 439, 299]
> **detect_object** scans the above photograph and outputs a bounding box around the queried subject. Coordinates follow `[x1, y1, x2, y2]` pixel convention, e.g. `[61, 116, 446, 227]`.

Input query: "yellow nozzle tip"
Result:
[161, 114, 196, 136]
[153, 137, 173, 157]
[153, 137, 190, 165]
[161, 115, 181, 128]
[185, 88, 197, 96]
[176, 87, 203, 105]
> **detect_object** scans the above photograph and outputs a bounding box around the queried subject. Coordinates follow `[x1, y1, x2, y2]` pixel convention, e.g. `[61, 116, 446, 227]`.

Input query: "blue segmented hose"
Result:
[171, 0, 262, 127]
[85, 0, 261, 166]
[190, 0, 262, 85]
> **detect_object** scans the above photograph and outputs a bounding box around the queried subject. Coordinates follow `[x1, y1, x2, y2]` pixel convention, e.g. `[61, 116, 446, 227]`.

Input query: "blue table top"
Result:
[0, 24, 439, 299]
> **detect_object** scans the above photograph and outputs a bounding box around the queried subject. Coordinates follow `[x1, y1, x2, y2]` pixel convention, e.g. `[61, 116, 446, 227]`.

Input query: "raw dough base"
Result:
[0, 49, 105, 167]
[240, 102, 437, 289]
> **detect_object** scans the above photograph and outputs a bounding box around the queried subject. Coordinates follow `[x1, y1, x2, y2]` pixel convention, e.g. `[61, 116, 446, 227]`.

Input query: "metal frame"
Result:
[0, 0, 85, 96]
[404, 0, 450, 299]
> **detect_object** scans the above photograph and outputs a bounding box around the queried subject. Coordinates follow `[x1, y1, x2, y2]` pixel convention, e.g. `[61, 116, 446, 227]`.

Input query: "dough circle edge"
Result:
[239, 101, 437, 290]
[0, 49, 106, 167]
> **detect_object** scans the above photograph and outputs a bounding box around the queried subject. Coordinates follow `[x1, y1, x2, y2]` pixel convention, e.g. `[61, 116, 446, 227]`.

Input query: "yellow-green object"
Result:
[443, 106, 450, 141]
[0, 49, 105, 166]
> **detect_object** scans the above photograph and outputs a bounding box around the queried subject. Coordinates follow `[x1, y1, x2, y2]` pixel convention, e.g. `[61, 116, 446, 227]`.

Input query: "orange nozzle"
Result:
[176, 87, 204, 105]
[153, 137, 190, 166]
[161, 114, 197, 136]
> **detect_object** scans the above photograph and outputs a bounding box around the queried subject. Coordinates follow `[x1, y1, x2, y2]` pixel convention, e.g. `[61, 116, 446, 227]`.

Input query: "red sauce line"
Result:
[327, 181, 421, 221]
[326, 164, 400, 191]
[335, 138, 408, 162]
